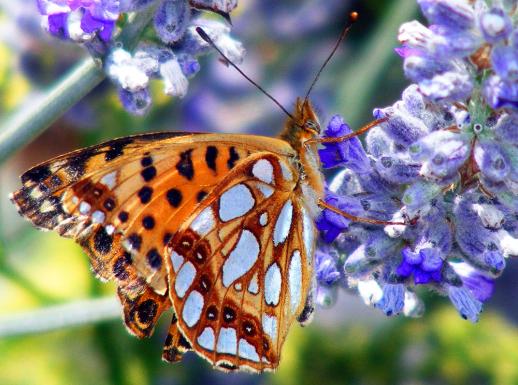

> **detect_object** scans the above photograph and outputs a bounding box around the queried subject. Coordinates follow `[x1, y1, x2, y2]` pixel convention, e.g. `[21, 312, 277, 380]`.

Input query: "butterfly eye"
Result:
[304, 120, 320, 134]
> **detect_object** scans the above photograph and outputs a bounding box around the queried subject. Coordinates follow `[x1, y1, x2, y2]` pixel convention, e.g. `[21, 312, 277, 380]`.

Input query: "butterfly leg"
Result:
[305, 117, 388, 146]
[319, 199, 406, 226]
[162, 313, 192, 363]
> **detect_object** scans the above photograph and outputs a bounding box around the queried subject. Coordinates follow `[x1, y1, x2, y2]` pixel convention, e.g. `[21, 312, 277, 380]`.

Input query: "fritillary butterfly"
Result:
[11, 98, 326, 372]
[10, 14, 371, 373]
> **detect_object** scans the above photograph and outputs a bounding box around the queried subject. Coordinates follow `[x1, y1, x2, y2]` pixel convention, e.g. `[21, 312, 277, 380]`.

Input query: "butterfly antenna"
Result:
[196, 27, 295, 121]
[303, 11, 359, 102]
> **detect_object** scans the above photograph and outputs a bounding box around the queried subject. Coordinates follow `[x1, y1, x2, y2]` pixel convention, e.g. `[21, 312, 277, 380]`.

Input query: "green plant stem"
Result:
[335, 0, 419, 128]
[0, 6, 157, 165]
[0, 297, 121, 337]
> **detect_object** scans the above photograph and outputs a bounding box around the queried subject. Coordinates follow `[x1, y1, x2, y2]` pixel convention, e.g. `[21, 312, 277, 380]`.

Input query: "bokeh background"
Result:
[1, 0, 518, 384]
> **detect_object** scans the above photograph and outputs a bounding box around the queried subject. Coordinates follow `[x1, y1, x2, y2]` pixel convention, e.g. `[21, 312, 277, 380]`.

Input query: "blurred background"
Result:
[2, 0, 518, 384]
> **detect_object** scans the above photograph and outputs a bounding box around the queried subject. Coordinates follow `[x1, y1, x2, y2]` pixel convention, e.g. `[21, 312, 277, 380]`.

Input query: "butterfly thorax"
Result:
[280, 98, 324, 216]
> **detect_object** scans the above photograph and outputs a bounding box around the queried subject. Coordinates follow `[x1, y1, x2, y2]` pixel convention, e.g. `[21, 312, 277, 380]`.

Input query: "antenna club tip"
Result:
[350, 11, 359, 22]
[196, 26, 210, 42]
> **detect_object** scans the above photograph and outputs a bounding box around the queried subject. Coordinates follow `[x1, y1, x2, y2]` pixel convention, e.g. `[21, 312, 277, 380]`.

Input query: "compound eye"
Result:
[304, 120, 320, 133]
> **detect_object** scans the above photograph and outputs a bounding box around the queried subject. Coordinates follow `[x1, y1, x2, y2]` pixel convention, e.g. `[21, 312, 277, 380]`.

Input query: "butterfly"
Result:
[11, 98, 327, 372]
[10, 15, 370, 373]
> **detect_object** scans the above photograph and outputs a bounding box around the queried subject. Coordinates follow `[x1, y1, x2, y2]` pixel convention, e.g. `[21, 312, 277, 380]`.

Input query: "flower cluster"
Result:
[397, 0, 517, 109]
[36, 0, 243, 114]
[314, 0, 517, 323]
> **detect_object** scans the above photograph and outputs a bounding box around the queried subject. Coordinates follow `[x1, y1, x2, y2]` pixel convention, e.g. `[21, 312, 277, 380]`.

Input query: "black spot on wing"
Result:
[136, 299, 157, 324]
[67, 148, 97, 180]
[227, 147, 239, 169]
[141, 155, 153, 167]
[166, 188, 182, 207]
[141, 166, 157, 182]
[104, 198, 115, 211]
[147, 248, 162, 269]
[118, 211, 129, 223]
[205, 146, 218, 172]
[138, 186, 153, 204]
[105, 137, 134, 161]
[196, 190, 207, 202]
[142, 215, 155, 229]
[176, 149, 194, 180]
[127, 233, 142, 251]
[163, 232, 173, 246]
[94, 227, 113, 254]
[21, 164, 52, 184]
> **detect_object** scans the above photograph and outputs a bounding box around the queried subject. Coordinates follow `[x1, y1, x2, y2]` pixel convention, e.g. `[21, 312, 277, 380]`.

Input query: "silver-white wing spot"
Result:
[175, 261, 196, 298]
[182, 290, 204, 327]
[191, 207, 215, 236]
[259, 212, 268, 226]
[238, 339, 260, 362]
[79, 201, 91, 214]
[262, 314, 277, 341]
[222, 229, 260, 287]
[288, 250, 303, 314]
[273, 200, 293, 246]
[257, 184, 274, 198]
[92, 210, 105, 224]
[264, 263, 282, 306]
[252, 159, 274, 184]
[198, 327, 215, 351]
[301, 206, 315, 264]
[280, 161, 293, 182]
[248, 272, 259, 294]
[219, 184, 255, 222]
[170, 250, 184, 273]
[217, 327, 237, 355]
[100, 171, 117, 189]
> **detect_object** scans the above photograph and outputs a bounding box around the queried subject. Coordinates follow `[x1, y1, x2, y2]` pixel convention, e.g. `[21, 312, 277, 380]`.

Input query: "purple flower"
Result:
[484, 75, 518, 110]
[447, 285, 482, 322]
[154, 0, 190, 43]
[450, 262, 494, 302]
[315, 248, 341, 286]
[318, 115, 371, 173]
[317, 102, 515, 322]
[37, 0, 119, 42]
[35, 0, 244, 115]
[479, 7, 513, 43]
[397, 247, 443, 284]
[397, 1, 517, 110]
[376, 284, 405, 316]
[316, 191, 360, 243]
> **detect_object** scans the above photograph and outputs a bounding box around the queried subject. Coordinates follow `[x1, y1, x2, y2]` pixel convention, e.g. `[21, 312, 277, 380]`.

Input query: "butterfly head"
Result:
[281, 98, 321, 148]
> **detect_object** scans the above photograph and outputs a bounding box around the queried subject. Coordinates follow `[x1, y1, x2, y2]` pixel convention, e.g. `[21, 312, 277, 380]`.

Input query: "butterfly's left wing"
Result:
[165, 152, 317, 372]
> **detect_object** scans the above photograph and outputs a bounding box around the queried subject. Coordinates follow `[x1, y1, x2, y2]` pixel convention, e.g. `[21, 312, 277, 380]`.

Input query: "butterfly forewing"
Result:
[166, 153, 315, 372]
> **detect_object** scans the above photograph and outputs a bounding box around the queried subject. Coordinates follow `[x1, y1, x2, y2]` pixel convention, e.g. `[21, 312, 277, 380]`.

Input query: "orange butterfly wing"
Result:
[165, 152, 317, 372]
[11, 133, 316, 361]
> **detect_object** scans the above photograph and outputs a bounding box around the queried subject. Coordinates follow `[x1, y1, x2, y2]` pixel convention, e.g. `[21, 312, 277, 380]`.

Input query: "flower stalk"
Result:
[0, 6, 157, 165]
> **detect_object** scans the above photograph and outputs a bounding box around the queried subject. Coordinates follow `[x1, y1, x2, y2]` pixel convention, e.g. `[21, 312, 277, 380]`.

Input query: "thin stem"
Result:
[0, 297, 121, 338]
[0, 6, 157, 165]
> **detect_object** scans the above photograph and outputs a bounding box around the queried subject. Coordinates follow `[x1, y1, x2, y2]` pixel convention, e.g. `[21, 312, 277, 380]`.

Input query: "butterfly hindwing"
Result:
[166, 152, 316, 372]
